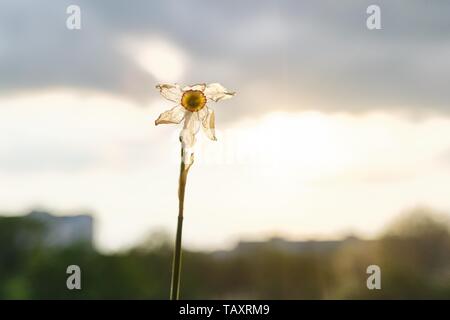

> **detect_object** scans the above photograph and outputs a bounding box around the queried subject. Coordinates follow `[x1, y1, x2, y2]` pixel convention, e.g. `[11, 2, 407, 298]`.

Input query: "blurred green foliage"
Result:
[0, 208, 449, 299]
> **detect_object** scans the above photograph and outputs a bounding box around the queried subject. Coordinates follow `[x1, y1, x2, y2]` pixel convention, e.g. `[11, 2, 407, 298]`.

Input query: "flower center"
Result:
[181, 90, 206, 112]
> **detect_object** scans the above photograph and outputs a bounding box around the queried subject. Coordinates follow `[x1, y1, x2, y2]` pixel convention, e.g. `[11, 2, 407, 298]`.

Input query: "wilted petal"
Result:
[179, 111, 200, 148]
[197, 106, 209, 122]
[183, 111, 201, 134]
[202, 107, 217, 141]
[183, 83, 206, 92]
[155, 105, 185, 125]
[204, 83, 235, 102]
[156, 83, 182, 102]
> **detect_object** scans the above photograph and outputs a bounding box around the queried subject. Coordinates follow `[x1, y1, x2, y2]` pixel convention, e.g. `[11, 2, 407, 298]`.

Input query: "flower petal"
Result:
[155, 105, 185, 125]
[197, 106, 209, 122]
[202, 107, 217, 141]
[156, 83, 182, 102]
[183, 111, 201, 134]
[183, 83, 206, 92]
[179, 111, 201, 148]
[204, 83, 235, 102]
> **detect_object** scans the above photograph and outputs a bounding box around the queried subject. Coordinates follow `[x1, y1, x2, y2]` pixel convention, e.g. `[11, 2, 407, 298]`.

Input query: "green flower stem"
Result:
[170, 147, 193, 300]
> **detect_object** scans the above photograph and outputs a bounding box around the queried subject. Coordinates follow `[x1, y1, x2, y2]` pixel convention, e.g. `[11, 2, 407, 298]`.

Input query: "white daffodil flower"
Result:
[155, 83, 235, 155]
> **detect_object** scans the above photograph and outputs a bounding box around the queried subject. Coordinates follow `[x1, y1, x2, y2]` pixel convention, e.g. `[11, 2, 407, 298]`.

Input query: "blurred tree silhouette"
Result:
[0, 208, 448, 299]
[376, 208, 450, 299]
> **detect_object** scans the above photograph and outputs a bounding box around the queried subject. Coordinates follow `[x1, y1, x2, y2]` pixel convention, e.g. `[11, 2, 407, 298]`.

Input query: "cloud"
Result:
[0, 91, 168, 173]
[120, 36, 188, 83]
[0, 0, 449, 119]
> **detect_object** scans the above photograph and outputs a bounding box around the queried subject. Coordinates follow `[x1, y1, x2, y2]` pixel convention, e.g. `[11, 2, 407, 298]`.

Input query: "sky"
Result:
[1, 1, 450, 251]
